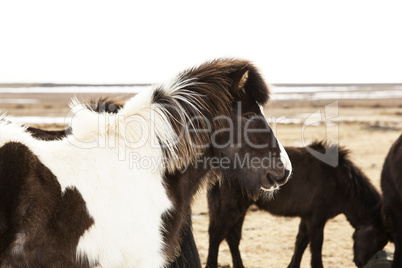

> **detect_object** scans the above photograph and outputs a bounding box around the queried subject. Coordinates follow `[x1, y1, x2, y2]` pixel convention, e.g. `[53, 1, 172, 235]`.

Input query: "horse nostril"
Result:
[271, 169, 291, 186]
[267, 169, 291, 186]
[284, 169, 291, 180]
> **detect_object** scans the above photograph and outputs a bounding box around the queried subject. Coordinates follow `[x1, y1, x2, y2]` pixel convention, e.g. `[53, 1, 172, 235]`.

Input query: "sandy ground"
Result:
[1, 95, 401, 267]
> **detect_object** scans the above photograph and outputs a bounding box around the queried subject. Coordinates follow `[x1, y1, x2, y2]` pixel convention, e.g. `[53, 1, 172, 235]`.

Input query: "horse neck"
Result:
[172, 150, 214, 197]
[163, 147, 215, 211]
[333, 158, 382, 229]
[161, 148, 214, 259]
[342, 187, 382, 229]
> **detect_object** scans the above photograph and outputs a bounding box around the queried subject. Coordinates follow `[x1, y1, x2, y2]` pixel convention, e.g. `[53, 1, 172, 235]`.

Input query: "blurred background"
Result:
[1, 1, 401, 267]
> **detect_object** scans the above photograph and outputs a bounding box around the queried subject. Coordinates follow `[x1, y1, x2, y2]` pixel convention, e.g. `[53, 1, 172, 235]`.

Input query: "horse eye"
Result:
[244, 113, 256, 120]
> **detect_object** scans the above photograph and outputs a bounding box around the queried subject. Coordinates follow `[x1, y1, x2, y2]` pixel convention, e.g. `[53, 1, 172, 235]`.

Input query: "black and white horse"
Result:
[0, 58, 291, 267]
[25, 98, 201, 268]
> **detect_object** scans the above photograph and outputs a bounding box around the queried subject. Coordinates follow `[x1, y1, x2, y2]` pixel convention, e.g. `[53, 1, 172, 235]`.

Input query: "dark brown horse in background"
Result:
[381, 134, 402, 268]
[207, 142, 389, 268]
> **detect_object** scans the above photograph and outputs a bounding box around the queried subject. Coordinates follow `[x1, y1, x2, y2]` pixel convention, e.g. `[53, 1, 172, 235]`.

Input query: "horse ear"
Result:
[238, 70, 249, 90]
[230, 62, 270, 105]
[231, 65, 249, 93]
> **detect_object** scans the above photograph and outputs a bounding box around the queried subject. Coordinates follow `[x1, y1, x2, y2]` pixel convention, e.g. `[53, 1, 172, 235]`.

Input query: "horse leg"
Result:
[288, 218, 310, 268]
[205, 223, 225, 268]
[391, 231, 401, 268]
[309, 220, 326, 268]
[206, 202, 240, 268]
[391, 210, 402, 268]
[207, 215, 240, 268]
[384, 196, 402, 268]
[226, 215, 246, 268]
[206, 182, 250, 268]
[167, 215, 201, 268]
[206, 210, 250, 268]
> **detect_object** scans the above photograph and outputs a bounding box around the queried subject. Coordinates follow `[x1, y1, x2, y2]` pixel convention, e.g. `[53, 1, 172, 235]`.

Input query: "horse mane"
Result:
[170, 58, 270, 105]
[308, 140, 350, 162]
[154, 58, 270, 171]
[68, 58, 269, 173]
[309, 140, 382, 223]
[83, 97, 125, 114]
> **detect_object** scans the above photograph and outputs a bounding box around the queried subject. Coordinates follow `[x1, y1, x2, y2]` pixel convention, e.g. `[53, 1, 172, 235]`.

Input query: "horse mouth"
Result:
[261, 174, 279, 191]
[261, 169, 291, 191]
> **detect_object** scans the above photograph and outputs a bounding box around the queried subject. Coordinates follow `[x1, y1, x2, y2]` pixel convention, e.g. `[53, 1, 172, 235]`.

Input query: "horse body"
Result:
[0, 58, 292, 267]
[207, 142, 388, 268]
[381, 134, 402, 268]
[0, 106, 171, 267]
[0, 141, 93, 268]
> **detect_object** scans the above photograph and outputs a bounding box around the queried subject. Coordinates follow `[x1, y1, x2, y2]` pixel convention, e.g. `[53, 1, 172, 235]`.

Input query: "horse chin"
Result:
[247, 175, 279, 201]
[245, 182, 266, 201]
[260, 181, 279, 200]
[259, 187, 277, 200]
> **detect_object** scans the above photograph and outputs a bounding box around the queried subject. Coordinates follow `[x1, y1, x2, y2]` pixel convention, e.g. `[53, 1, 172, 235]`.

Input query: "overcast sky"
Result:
[0, 0, 401, 84]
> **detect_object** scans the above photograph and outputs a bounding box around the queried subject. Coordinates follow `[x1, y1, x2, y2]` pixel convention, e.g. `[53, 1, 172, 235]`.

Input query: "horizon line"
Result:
[0, 82, 402, 88]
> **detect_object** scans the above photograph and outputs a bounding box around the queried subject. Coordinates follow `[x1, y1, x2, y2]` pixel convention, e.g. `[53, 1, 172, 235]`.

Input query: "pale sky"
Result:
[0, 0, 401, 84]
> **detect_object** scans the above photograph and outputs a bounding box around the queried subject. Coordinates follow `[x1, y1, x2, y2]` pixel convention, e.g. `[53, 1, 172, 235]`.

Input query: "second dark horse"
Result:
[207, 142, 389, 268]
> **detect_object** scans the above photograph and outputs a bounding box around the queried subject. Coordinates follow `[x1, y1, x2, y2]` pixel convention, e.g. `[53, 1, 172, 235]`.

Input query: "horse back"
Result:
[255, 146, 344, 218]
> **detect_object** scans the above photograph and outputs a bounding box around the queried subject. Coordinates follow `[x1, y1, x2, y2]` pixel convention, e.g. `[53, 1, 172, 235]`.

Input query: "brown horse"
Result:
[381, 134, 402, 268]
[207, 142, 388, 268]
[0, 59, 291, 267]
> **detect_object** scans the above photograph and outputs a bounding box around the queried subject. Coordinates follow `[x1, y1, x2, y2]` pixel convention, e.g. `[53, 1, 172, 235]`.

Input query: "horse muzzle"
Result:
[262, 169, 291, 191]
